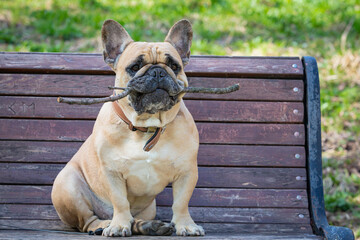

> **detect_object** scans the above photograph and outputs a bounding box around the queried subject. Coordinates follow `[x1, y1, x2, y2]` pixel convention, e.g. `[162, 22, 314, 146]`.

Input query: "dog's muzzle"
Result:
[127, 66, 184, 114]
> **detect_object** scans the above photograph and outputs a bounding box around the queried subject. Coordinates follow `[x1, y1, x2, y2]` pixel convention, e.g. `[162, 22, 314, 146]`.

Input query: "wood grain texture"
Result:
[186, 101, 304, 122]
[0, 119, 305, 145]
[0, 230, 322, 240]
[0, 74, 114, 97]
[0, 219, 314, 234]
[0, 204, 310, 224]
[186, 77, 304, 101]
[0, 96, 304, 123]
[197, 123, 305, 145]
[0, 141, 306, 167]
[186, 56, 303, 78]
[198, 167, 306, 189]
[0, 74, 304, 101]
[198, 145, 306, 167]
[0, 185, 308, 208]
[0, 141, 81, 163]
[0, 163, 307, 188]
[0, 119, 93, 141]
[0, 53, 303, 78]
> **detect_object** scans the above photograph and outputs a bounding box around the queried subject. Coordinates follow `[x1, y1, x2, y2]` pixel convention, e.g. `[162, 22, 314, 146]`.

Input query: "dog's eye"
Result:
[171, 64, 178, 71]
[131, 64, 140, 72]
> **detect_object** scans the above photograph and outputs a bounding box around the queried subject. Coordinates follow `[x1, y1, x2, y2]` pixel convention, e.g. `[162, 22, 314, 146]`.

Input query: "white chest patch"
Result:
[125, 158, 164, 197]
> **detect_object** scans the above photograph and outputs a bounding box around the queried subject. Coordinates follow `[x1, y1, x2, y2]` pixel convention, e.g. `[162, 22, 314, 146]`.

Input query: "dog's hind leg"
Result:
[51, 163, 111, 234]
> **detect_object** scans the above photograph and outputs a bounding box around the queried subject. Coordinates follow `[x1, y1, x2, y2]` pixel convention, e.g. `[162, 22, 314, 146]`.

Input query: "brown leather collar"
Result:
[112, 101, 163, 152]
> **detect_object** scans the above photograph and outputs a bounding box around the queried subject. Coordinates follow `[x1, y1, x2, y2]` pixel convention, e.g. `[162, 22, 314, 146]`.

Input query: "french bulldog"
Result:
[51, 19, 205, 237]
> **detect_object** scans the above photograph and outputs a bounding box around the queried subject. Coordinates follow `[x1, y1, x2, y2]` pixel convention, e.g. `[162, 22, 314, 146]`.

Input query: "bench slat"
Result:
[187, 77, 303, 101]
[0, 96, 304, 123]
[0, 74, 304, 101]
[0, 53, 303, 78]
[0, 119, 305, 145]
[0, 220, 314, 234]
[0, 141, 306, 167]
[0, 185, 308, 208]
[187, 56, 303, 78]
[0, 204, 310, 224]
[0, 163, 307, 189]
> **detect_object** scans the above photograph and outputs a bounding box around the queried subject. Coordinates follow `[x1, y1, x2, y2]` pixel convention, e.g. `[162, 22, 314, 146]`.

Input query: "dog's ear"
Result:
[101, 20, 133, 69]
[165, 19, 193, 66]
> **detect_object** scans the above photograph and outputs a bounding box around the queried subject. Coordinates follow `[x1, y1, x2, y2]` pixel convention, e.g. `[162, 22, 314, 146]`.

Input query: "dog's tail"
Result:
[132, 219, 175, 236]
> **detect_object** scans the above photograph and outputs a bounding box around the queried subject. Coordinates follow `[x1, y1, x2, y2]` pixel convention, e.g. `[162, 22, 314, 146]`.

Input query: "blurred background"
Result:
[1, 0, 359, 237]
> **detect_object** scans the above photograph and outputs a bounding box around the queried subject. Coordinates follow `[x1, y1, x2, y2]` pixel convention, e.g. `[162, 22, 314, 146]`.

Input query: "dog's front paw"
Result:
[102, 223, 132, 237]
[174, 223, 205, 236]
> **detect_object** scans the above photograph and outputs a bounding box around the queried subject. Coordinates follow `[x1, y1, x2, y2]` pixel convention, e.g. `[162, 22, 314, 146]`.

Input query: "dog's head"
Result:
[101, 19, 192, 115]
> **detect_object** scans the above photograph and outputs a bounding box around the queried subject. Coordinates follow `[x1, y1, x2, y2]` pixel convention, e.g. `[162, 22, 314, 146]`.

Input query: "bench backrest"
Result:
[0, 53, 311, 235]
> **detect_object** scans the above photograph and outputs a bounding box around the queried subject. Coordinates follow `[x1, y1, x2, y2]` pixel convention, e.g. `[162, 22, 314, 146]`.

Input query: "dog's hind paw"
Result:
[132, 219, 175, 236]
[150, 221, 175, 236]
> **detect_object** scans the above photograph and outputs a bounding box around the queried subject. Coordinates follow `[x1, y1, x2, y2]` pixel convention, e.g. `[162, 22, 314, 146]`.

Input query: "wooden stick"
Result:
[58, 84, 239, 105]
[57, 89, 131, 105]
[183, 84, 239, 94]
[109, 84, 239, 94]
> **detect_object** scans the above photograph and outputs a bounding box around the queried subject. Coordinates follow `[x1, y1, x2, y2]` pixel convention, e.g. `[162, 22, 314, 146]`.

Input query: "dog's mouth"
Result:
[128, 88, 181, 114]
[128, 87, 182, 114]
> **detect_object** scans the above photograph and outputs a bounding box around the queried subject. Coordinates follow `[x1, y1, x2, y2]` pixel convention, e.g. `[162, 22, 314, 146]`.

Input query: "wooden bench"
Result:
[0, 52, 354, 240]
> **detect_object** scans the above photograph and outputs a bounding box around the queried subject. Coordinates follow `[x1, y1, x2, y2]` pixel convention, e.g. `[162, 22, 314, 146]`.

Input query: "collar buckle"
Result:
[147, 127, 157, 133]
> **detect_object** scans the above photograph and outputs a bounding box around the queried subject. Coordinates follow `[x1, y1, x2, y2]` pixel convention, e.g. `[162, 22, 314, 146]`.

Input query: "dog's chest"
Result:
[122, 152, 175, 197]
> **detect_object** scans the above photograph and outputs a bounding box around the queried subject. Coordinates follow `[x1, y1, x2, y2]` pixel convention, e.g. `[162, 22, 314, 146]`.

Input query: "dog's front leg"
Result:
[101, 172, 133, 237]
[171, 171, 205, 236]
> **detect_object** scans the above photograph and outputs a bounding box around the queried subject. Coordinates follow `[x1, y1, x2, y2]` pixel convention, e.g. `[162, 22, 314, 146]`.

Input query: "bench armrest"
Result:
[303, 56, 355, 240]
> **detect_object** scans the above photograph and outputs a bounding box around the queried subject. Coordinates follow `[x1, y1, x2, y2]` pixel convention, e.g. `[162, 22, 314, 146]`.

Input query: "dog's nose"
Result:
[149, 67, 167, 79]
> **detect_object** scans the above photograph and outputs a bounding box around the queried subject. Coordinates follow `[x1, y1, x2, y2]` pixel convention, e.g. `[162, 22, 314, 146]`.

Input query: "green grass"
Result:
[1, 0, 360, 238]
